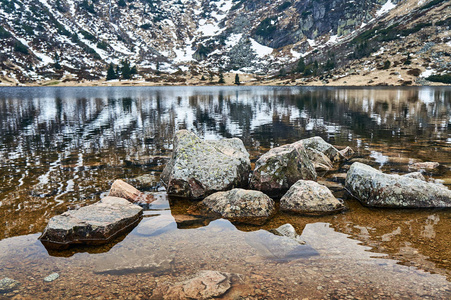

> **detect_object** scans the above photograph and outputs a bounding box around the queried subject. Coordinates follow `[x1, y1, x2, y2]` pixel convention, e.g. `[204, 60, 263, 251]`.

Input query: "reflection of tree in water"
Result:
[0, 86, 450, 241]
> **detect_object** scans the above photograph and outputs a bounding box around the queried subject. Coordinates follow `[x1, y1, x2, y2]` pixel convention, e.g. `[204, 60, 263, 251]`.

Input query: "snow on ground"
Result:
[420, 69, 434, 78]
[290, 49, 302, 59]
[376, 0, 396, 17]
[327, 35, 339, 45]
[225, 33, 243, 48]
[307, 39, 316, 47]
[198, 20, 221, 36]
[249, 38, 273, 58]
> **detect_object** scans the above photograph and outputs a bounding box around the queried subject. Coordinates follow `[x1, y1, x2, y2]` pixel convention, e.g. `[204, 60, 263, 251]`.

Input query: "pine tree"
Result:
[296, 57, 305, 73]
[218, 72, 225, 84]
[200, 75, 206, 81]
[54, 52, 62, 70]
[131, 65, 138, 75]
[106, 63, 117, 80]
[121, 59, 131, 79]
[234, 74, 240, 85]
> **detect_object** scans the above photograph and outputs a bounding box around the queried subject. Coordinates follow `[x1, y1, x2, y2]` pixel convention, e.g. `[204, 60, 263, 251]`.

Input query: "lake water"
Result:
[0, 86, 450, 299]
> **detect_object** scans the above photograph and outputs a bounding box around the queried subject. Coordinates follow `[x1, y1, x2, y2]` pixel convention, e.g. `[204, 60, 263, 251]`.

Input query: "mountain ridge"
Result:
[0, 0, 449, 85]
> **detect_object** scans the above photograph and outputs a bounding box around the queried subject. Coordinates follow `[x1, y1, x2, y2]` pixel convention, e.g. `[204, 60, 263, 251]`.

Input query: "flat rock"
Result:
[39, 196, 143, 249]
[164, 270, 231, 300]
[161, 130, 251, 199]
[108, 179, 155, 204]
[345, 162, 451, 208]
[410, 162, 440, 170]
[280, 180, 345, 215]
[0, 278, 20, 293]
[43, 273, 59, 282]
[189, 188, 275, 225]
[250, 141, 316, 196]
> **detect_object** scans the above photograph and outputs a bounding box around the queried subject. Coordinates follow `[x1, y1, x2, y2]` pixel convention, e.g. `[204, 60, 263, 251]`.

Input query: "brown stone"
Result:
[108, 179, 155, 204]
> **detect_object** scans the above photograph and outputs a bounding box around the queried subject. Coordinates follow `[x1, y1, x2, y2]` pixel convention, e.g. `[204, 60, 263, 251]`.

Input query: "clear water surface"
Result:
[0, 86, 450, 299]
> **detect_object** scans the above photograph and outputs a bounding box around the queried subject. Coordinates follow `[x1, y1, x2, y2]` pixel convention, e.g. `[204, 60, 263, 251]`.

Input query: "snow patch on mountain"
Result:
[250, 38, 273, 58]
[376, 0, 396, 17]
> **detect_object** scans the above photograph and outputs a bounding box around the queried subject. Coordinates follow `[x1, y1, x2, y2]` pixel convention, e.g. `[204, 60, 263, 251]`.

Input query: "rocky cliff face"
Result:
[0, 0, 447, 83]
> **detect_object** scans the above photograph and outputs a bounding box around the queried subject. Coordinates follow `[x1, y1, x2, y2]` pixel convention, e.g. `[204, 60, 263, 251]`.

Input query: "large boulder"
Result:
[345, 162, 451, 208]
[39, 196, 143, 249]
[249, 141, 317, 196]
[280, 180, 345, 215]
[161, 130, 251, 199]
[189, 188, 276, 225]
[108, 179, 155, 204]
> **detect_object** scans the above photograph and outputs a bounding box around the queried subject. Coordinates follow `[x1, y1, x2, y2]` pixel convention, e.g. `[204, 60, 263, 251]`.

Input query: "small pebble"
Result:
[44, 273, 60, 282]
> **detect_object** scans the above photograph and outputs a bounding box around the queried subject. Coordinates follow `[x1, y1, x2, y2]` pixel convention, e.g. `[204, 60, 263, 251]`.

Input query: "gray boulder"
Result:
[161, 130, 251, 199]
[345, 162, 451, 208]
[189, 188, 276, 225]
[39, 196, 143, 249]
[250, 141, 317, 196]
[280, 180, 345, 215]
[301, 136, 345, 162]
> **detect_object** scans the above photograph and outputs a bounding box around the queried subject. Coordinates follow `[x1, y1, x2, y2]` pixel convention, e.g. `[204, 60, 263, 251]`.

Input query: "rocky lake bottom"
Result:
[0, 86, 450, 299]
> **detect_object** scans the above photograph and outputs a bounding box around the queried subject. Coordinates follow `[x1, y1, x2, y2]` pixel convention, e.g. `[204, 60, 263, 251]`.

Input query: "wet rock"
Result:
[189, 188, 276, 225]
[250, 141, 316, 196]
[161, 130, 251, 199]
[280, 180, 345, 215]
[402, 172, 426, 181]
[339, 146, 355, 160]
[301, 136, 345, 162]
[108, 179, 155, 204]
[410, 162, 440, 170]
[43, 273, 59, 282]
[306, 148, 333, 171]
[269, 224, 305, 244]
[39, 196, 143, 249]
[0, 278, 20, 293]
[163, 270, 231, 300]
[345, 162, 451, 208]
[124, 155, 169, 167]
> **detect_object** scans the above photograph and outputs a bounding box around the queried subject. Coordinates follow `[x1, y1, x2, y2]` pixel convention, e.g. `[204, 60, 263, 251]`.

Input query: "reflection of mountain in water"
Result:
[0, 86, 450, 241]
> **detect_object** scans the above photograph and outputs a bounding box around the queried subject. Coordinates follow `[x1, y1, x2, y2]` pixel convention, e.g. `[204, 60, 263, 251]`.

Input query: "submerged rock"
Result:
[410, 161, 440, 170]
[250, 141, 316, 196]
[163, 270, 231, 300]
[161, 130, 251, 199]
[269, 224, 305, 244]
[345, 162, 451, 208]
[189, 188, 276, 225]
[280, 180, 345, 215]
[0, 277, 20, 293]
[43, 273, 59, 282]
[39, 196, 143, 249]
[108, 179, 155, 204]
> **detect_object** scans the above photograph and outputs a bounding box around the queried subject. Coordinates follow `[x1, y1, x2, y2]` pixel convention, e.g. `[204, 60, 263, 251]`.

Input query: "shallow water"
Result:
[0, 86, 450, 299]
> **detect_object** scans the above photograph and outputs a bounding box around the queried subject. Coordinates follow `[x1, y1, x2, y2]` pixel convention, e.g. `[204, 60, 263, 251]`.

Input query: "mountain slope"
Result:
[0, 0, 449, 84]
